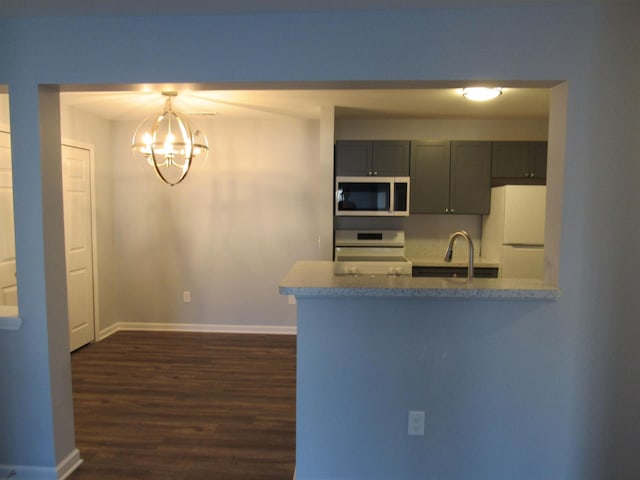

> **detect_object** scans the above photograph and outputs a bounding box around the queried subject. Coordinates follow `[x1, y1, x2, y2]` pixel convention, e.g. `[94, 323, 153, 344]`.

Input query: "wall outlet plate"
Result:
[408, 410, 425, 436]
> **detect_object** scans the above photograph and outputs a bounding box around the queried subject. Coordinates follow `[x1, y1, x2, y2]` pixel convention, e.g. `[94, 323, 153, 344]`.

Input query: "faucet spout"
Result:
[444, 230, 474, 281]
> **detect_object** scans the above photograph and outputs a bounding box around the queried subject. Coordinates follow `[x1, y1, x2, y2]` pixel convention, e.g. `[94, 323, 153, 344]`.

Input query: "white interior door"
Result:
[62, 144, 95, 351]
[0, 131, 17, 306]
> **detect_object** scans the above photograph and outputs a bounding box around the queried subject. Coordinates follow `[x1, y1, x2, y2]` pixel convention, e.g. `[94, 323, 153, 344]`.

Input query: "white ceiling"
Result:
[0, 0, 629, 17]
[61, 86, 551, 121]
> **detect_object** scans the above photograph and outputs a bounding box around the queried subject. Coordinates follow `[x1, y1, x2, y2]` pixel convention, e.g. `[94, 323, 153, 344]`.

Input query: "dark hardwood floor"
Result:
[69, 331, 296, 480]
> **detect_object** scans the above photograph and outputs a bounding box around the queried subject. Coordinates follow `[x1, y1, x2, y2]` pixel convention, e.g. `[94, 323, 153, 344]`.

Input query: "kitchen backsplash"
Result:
[404, 214, 482, 261]
[334, 214, 483, 261]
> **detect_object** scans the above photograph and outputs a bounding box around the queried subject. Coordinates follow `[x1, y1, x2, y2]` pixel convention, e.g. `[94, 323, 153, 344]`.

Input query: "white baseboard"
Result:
[98, 321, 296, 340]
[96, 321, 120, 341]
[57, 449, 83, 480]
[0, 448, 82, 480]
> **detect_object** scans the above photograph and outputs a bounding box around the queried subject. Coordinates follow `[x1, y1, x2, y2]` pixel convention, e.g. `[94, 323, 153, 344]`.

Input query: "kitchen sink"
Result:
[412, 266, 499, 278]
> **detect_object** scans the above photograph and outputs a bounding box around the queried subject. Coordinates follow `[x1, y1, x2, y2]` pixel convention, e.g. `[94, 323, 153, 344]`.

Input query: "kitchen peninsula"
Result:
[281, 260, 559, 479]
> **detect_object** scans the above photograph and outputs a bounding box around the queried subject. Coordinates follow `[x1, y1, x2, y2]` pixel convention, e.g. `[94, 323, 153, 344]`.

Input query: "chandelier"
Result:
[131, 91, 209, 186]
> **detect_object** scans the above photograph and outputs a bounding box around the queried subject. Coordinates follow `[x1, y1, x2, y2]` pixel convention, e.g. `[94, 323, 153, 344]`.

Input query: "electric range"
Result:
[334, 229, 412, 276]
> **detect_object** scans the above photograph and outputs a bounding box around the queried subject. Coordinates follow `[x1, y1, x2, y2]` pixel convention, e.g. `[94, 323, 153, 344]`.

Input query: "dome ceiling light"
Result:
[131, 91, 209, 186]
[461, 87, 503, 102]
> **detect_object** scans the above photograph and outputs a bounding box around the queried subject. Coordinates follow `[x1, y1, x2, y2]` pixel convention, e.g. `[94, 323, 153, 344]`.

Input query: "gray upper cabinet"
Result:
[410, 141, 491, 214]
[492, 141, 547, 182]
[335, 140, 410, 176]
[410, 141, 451, 214]
[450, 141, 492, 214]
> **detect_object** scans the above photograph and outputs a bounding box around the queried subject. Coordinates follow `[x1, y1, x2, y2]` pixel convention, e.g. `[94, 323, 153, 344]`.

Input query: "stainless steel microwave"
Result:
[335, 176, 410, 216]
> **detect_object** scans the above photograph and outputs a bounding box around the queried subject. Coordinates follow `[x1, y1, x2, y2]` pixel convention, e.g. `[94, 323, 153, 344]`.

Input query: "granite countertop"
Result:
[279, 261, 559, 300]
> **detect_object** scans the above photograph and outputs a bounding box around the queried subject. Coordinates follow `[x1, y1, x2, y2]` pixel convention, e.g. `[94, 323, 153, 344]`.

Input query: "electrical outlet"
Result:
[183, 291, 191, 303]
[408, 410, 425, 436]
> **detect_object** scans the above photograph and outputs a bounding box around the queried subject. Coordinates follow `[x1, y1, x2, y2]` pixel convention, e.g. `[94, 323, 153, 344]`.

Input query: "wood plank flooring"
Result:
[69, 331, 296, 480]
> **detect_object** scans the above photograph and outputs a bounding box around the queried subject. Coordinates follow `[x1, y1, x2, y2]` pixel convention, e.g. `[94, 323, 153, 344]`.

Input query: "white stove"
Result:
[334, 230, 412, 276]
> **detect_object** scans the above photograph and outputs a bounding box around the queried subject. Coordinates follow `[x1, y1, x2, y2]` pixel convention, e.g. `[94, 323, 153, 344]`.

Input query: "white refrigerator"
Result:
[481, 185, 546, 280]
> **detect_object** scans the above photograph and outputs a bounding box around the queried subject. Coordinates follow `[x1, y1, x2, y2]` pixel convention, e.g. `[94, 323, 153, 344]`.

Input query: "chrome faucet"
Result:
[444, 230, 474, 281]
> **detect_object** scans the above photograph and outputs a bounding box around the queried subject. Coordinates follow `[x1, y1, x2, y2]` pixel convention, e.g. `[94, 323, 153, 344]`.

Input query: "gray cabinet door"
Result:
[335, 140, 410, 176]
[492, 142, 529, 178]
[372, 141, 410, 176]
[530, 141, 548, 179]
[450, 141, 492, 214]
[491, 141, 548, 182]
[410, 141, 450, 214]
[335, 141, 373, 176]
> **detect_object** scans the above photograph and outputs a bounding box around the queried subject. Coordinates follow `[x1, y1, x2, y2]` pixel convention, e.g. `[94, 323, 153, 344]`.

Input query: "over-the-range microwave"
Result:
[335, 176, 410, 216]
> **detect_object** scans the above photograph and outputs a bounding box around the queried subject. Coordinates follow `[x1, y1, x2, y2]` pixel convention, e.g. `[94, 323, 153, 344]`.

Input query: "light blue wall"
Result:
[297, 297, 573, 479]
[0, 3, 639, 478]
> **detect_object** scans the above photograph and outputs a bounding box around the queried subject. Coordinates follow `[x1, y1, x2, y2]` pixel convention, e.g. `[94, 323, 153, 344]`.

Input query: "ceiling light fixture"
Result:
[462, 87, 503, 102]
[131, 91, 209, 186]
